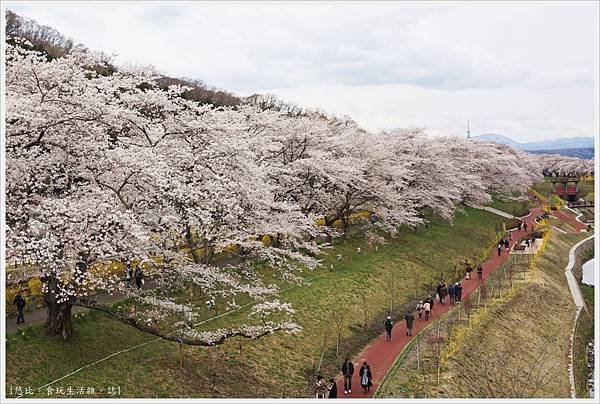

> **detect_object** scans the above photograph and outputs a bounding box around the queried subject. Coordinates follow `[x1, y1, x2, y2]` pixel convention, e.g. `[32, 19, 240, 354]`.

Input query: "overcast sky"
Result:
[6, 1, 599, 142]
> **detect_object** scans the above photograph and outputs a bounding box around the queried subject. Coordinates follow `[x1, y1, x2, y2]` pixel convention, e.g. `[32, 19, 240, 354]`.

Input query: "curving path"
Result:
[552, 210, 588, 232]
[337, 206, 543, 398]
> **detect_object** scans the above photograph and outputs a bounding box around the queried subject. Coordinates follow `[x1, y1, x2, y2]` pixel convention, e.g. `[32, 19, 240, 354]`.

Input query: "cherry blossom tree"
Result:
[533, 153, 594, 177]
[6, 35, 583, 347]
[5, 39, 317, 342]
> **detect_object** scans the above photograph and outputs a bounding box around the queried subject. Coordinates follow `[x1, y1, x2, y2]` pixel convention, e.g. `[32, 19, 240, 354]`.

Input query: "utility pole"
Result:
[466, 120, 471, 139]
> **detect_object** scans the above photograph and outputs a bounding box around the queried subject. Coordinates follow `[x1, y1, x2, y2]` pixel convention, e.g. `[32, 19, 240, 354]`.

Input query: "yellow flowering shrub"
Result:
[261, 234, 272, 247]
[530, 189, 547, 203]
[223, 244, 240, 254]
[331, 219, 344, 229]
[27, 278, 42, 297]
[349, 210, 371, 224]
[6, 287, 19, 316]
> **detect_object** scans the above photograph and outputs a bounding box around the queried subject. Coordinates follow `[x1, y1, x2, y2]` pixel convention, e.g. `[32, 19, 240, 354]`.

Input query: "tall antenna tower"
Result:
[466, 120, 471, 139]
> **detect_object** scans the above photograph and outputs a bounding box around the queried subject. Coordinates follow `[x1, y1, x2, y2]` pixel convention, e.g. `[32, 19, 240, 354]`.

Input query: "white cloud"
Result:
[6, 1, 598, 142]
[266, 83, 595, 142]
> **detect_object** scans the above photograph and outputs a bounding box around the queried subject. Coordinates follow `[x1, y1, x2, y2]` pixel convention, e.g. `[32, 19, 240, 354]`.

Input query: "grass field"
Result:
[5, 207, 510, 398]
[377, 228, 588, 398]
[488, 192, 533, 217]
[577, 208, 594, 224]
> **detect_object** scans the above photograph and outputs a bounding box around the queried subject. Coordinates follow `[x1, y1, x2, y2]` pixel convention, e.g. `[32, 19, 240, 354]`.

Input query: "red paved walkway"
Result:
[337, 206, 544, 398]
[552, 209, 587, 232]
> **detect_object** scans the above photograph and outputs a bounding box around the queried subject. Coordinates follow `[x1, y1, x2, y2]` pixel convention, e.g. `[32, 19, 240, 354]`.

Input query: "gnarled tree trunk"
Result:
[43, 276, 74, 340]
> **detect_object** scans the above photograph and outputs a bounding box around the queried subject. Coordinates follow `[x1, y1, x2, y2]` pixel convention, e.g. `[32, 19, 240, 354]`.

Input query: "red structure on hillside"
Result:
[550, 175, 580, 202]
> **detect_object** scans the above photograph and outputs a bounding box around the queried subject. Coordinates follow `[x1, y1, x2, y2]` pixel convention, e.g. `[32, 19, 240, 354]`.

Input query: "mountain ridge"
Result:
[472, 133, 594, 151]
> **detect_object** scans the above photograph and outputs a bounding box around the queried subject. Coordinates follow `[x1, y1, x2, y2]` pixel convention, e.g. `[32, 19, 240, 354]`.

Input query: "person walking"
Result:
[359, 362, 373, 393]
[125, 263, 133, 287]
[523, 222, 528, 232]
[504, 238, 510, 251]
[455, 283, 462, 303]
[497, 243, 503, 256]
[135, 267, 144, 290]
[328, 378, 338, 398]
[448, 283, 455, 305]
[425, 294, 434, 311]
[384, 316, 393, 341]
[423, 300, 431, 320]
[341, 358, 354, 394]
[13, 291, 26, 324]
[439, 283, 448, 305]
[436, 282, 443, 302]
[315, 375, 328, 398]
[416, 300, 424, 320]
[517, 221, 522, 231]
[404, 311, 415, 336]
[465, 263, 473, 280]
[477, 263, 483, 280]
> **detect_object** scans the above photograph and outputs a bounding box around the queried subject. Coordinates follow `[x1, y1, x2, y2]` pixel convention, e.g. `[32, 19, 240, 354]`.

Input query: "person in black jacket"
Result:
[426, 294, 434, 310]
[465, 263, 473, 279]
[341, 358, 354, 394]
[359, 362, 373, 393]
[384, 316, 393, 341]
[448, 283, 455, 305]
[404, 311, 415, 336]
[13, 291, 26, 324]
[135, 267, 144, 289]
[439, 284, 448, 305]
[455, 283, 462, 302]
[328, 378, 337, 398]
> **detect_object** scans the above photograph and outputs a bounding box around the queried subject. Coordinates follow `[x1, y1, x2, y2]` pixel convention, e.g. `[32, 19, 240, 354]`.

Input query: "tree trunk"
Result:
[185, 225, 201, 264]
[44, 299, 74, 340]
[43, 276, 74, 340]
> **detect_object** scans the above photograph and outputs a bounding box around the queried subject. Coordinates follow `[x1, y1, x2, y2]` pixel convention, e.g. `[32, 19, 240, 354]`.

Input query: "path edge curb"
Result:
[565, 235, 594, 398]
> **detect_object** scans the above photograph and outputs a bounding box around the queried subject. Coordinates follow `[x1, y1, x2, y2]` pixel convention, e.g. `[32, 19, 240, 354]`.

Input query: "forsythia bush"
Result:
[6, 287, 19, 316]
[27, 278, 42, 297]
[261, 234, 272, 247]
[349, 210, 372, 223]
[5, 279, 43, 315]
[529, 228, 550, 278]
[530, 189, 548, 203]
[315, 211, 372, 228]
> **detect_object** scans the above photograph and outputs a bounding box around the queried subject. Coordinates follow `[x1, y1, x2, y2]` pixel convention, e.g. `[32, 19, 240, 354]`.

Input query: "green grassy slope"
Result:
[5, 207, 509, 398]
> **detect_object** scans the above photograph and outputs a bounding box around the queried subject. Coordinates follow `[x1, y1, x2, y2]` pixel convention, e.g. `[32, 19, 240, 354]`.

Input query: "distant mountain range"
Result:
[472, 134, 594, 150]
[526, 148, 594, 160]
[472, 134, 595, 159]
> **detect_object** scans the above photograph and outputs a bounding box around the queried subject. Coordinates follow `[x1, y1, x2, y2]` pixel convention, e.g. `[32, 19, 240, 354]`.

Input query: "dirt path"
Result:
[337, 207, 544, 398]
[5, 283, 142, 334]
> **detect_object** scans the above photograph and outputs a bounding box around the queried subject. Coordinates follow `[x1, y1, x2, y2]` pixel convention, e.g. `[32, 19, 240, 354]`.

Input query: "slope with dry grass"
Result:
[378, 227, 587, 398]
[439, 230, 586, 398]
